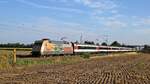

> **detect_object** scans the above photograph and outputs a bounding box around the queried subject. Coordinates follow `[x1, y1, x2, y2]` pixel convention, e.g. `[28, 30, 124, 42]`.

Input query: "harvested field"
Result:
[0, 54, 150, 84]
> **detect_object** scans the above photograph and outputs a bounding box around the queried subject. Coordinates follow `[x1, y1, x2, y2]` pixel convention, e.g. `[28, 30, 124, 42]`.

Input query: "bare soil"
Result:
[0, 54, 150, 84]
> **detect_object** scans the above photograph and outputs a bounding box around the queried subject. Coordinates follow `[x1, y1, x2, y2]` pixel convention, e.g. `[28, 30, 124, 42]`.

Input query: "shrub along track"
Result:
[0, 54, 150, 84]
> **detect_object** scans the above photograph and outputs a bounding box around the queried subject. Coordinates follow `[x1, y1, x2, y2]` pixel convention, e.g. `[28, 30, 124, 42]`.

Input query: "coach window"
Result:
[78, 46, 96, 49]
[99, 47, 109, 50]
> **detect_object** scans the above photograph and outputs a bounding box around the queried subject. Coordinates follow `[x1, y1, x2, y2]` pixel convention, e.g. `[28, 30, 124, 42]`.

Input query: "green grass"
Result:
[0, 48, 85, 68]
[16, 59, 53, 66]
[80, 53, 90, 59]
[16, 56, 84, 66]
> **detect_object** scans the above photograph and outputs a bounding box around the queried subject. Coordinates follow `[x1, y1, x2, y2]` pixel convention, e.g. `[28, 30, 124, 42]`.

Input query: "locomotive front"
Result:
[32, 39, 74, 56]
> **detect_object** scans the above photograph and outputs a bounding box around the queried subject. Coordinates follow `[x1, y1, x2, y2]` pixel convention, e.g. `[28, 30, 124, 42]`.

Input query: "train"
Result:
[32, 39, 136, 56]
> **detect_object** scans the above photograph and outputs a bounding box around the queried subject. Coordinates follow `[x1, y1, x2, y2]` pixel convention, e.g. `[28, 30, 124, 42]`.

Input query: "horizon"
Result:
[0, 0, 150, 45]
[0, 38, 147, 46]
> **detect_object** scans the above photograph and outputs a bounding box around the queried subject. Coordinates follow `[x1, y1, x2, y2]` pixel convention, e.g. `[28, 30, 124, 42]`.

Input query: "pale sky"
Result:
[0, 0, 150, 45]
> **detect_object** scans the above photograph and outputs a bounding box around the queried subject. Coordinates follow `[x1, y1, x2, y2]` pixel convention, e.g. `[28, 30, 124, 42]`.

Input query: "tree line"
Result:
[74, 40, 143, 48]
[83, 41, 122, 47]
[0, 43, 33, 48]
[0, 41, 149, 51]
[83, 41, 150, 52]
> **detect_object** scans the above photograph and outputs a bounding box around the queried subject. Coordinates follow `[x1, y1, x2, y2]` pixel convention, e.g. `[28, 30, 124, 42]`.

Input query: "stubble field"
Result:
[0, 53, 150, 84]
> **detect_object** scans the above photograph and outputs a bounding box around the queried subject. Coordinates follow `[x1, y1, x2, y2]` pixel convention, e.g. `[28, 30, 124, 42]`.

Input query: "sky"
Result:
[0, 0, 150, 45]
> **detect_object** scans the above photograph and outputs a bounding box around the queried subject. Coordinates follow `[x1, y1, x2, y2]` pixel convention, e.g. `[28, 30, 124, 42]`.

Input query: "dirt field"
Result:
[0, 54, 150, 84]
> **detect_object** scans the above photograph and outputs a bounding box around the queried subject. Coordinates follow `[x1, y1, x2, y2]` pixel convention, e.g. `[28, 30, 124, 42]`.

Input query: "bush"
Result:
[141, 45, 150, 53]
[80, 53, 90, 59]
[0, 50, 13, 69]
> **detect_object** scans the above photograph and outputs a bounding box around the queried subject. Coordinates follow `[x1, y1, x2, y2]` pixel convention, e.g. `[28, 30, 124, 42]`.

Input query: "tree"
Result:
[143, 45, 150, 49]
[84, 41, 95, 45]
[96, 43, 100, 46]
[74, 41, 79, 44]
[101, 42, 107, 46]
[110, 41, 121, 47]
[142, 45, 150, 53]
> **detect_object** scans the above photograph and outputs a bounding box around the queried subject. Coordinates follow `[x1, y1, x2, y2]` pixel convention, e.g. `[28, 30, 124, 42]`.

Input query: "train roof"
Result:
[51, 41, 65, 44]
[34, 39, 69, 44]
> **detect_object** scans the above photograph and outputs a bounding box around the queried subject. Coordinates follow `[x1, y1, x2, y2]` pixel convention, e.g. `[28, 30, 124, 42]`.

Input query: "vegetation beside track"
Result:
[15, 52, 138, 66]
[16, 56, 84, 66]
[0, 50, 138, 69]
[0, 50, 13, 69]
